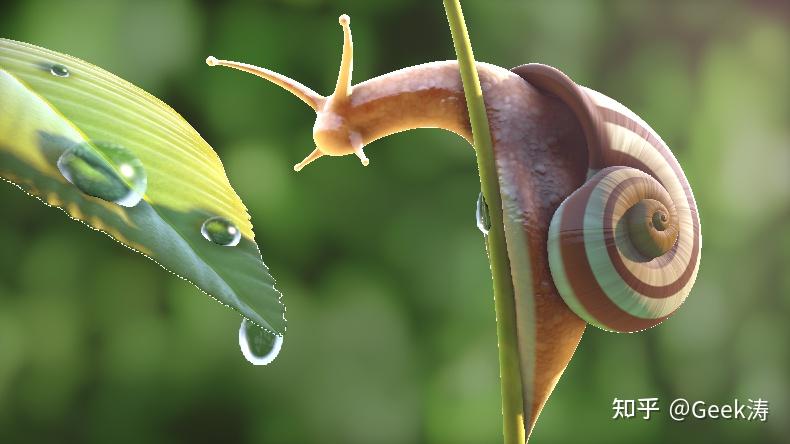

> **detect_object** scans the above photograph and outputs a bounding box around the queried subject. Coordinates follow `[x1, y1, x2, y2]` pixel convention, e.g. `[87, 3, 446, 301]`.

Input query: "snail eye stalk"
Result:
[207, 14, 367, 172]
[204, 56, 324, 111]
[333, 14, 353, 99]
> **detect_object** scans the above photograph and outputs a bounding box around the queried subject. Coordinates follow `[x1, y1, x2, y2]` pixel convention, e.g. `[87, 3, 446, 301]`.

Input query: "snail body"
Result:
[207, 14, 700, 440]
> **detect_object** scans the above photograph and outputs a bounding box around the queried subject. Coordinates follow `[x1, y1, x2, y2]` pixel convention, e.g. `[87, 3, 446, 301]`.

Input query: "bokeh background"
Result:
[0, 0, 788, 443]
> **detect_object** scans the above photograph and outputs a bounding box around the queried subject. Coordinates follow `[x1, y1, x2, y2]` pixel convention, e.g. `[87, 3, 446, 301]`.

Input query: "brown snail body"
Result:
[207, 14, 700, 441]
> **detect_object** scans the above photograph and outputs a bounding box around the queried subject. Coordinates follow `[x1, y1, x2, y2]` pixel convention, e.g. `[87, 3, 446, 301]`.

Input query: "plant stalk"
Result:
[442, 1, 526, 443]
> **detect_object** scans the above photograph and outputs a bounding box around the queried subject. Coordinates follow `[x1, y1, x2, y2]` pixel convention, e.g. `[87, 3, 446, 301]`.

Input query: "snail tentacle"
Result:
[205, 56, 324, 110]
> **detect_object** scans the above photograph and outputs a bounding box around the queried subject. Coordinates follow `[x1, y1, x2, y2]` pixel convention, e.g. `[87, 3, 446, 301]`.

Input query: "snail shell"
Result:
[513, 64, 701, 333]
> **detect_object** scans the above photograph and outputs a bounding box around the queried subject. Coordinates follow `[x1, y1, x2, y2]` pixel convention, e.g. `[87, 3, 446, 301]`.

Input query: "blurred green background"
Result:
[0, 0, 788, 443]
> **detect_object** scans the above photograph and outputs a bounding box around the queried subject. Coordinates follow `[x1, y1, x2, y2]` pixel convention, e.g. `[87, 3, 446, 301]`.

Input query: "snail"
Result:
[206, 14, 700, 439]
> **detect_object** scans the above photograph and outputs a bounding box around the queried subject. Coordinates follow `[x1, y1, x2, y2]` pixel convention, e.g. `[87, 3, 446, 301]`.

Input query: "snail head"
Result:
[206, 14, 368, 172]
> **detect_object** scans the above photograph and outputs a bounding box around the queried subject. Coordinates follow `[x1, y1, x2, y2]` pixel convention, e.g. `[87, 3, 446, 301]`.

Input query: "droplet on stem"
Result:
[476, 191, 491, 235]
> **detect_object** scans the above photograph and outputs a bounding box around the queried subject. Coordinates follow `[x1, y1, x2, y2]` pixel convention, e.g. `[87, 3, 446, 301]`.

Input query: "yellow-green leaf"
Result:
[0, 38, 285, 339]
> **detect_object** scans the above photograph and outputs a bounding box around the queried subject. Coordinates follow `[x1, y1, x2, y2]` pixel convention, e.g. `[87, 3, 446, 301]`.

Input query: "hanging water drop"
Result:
[239, 318, 283, 366]
[50, 63, 70, 78]
[476, 191, 491, 235]
[201, 216, 241, 246]
[57, 141, 147, 207]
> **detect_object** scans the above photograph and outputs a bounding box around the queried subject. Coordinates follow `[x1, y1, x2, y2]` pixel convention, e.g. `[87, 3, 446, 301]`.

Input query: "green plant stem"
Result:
[442, 1, 526, 443]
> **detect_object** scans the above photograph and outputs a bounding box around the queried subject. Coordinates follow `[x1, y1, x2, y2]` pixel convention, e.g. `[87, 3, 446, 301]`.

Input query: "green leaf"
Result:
[0, 38, 285, 337]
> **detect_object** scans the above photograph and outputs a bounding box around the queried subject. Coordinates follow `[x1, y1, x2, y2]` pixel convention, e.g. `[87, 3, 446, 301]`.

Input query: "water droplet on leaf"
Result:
[201, 216, 241, 246]
[57, 141, 147, 207]
[239, 318, 283, 366]
[476, 192, 491, 235]
[50, 64, 70, 78]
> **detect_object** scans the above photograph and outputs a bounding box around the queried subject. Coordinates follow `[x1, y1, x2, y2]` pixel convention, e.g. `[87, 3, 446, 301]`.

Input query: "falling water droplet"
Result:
[57, 141, 147, 207]
[239, 318, 283, 366]
[201, 216, 241, 246]
[50, 63, 70, 78]
[476, 192, 491, 235]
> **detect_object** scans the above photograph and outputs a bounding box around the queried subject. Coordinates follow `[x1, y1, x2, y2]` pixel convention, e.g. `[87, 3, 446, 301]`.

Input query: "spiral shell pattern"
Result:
[517, 64, 701, 333]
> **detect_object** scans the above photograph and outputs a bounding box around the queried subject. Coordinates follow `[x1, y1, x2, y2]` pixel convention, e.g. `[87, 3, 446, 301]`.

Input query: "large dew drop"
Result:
[239, 318, 283, 366]
[201, 216, 241, 246]
[57, 141, 147, 207]
[475, 192, 491, 235]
